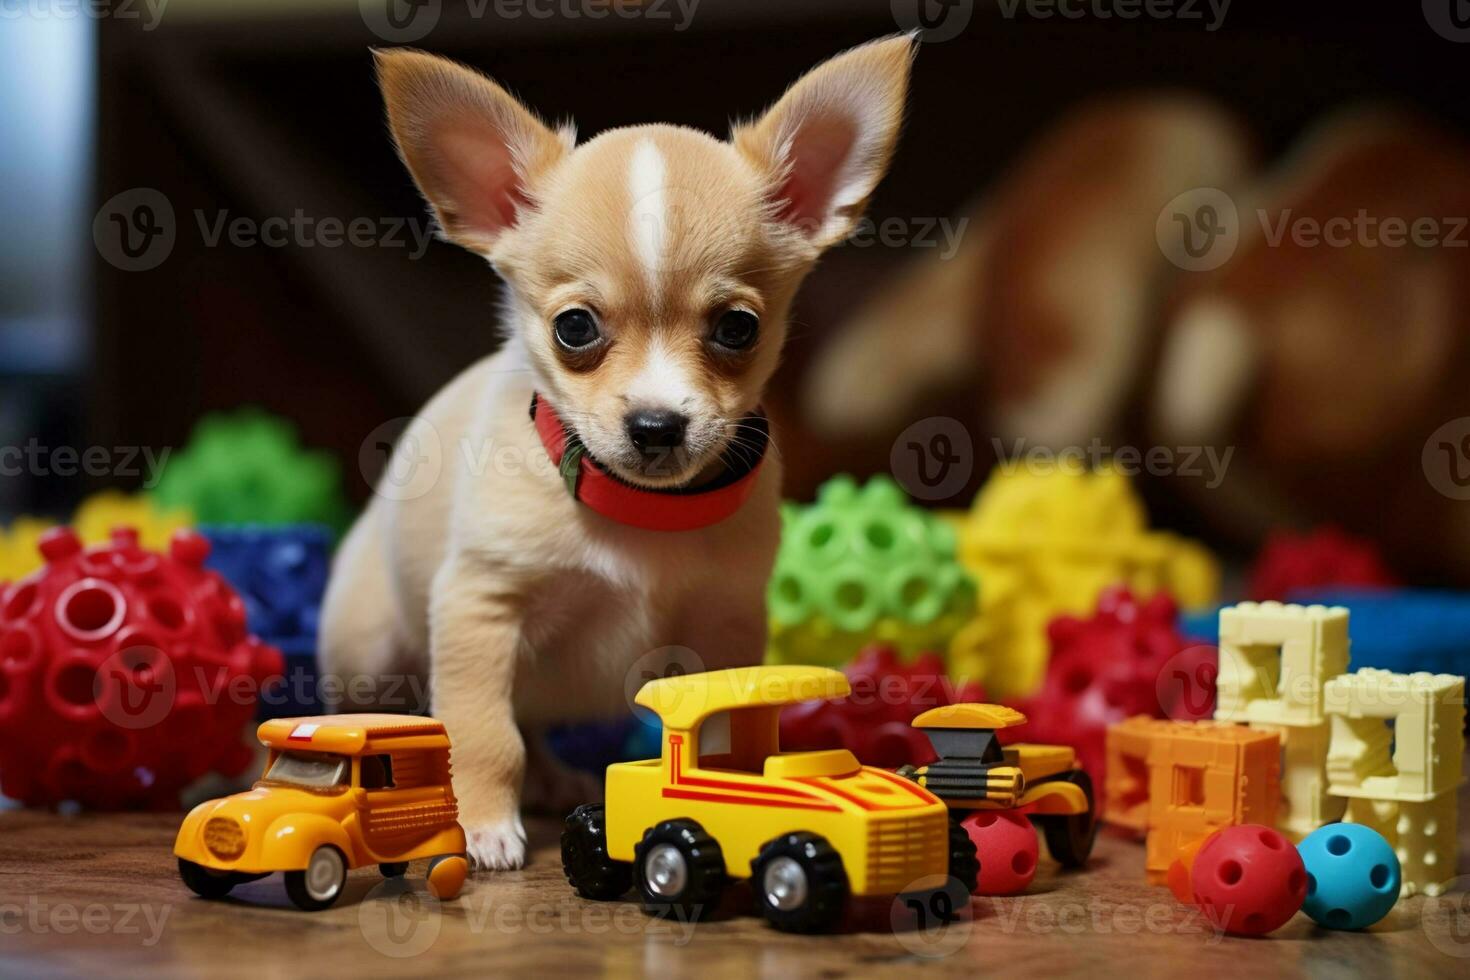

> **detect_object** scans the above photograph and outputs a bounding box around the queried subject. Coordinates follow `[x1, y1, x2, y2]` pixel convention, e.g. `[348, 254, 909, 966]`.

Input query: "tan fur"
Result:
[321, 35, 916, 870]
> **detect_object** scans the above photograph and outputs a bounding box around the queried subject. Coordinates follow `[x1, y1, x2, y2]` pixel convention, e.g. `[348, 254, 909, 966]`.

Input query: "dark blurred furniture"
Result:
[93, 2, 1468, 504]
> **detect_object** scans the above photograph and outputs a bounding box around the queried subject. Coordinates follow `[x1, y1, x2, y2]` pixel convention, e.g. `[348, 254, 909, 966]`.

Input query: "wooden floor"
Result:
[2, 783, 1468, 980]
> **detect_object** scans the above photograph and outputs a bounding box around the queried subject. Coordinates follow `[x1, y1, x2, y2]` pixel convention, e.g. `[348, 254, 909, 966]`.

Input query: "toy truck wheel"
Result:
[1031, 770, 1098, 869]
[379, 862, 410, 878]
[750, 833, 849, 933]
[947, 817, 981, 895]
[178, 858, 239, 900]
[633, 819, 726, 922]
[284, 846, 348, 911]
[561, 804, 632, 901]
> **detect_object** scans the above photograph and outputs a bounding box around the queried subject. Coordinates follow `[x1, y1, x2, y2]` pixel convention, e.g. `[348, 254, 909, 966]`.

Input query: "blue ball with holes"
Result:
[1297, 823, 1401, 929]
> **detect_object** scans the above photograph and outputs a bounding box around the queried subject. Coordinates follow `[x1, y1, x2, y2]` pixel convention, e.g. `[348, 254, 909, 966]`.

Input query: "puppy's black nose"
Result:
[625, 410, 688, 454]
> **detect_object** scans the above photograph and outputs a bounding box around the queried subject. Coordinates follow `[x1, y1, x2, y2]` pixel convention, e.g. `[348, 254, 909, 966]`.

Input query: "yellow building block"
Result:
[71, 491, 193, 554]
[0, 516, 55, 582]
[1343, 793, 1458, 898]
[1215, 601, 1349, 727]
[1324, 668, 1465, 803]
[1, 494, 193, 584]
[948, 465, 1219, 697]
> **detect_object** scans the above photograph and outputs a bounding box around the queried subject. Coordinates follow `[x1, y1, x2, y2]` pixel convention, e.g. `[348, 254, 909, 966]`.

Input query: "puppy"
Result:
[320, 35, 917, 870]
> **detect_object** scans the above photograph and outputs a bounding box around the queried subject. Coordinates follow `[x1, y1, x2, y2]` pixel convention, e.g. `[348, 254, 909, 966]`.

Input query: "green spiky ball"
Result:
[765, 475, 977, 667]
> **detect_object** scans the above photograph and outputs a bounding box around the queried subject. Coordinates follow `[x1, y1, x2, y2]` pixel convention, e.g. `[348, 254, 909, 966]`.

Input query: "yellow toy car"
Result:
[899, 703, 1098, 867]
[174, 715, 469, 911]
[561, 666, 978, 932]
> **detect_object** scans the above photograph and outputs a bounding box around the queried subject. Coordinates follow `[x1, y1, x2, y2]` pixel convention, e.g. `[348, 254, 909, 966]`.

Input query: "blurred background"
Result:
[3, 0, 1468, 582]
[2, 0, 1470, 808]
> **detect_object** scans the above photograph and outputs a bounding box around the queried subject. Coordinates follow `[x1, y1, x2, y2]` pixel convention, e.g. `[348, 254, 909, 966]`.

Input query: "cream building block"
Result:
[1215, 602, 1349, 727]
[1325, 668, 1465, 802]
[1344, 793, 1459, 898]
[1259, 721, 1346, 841]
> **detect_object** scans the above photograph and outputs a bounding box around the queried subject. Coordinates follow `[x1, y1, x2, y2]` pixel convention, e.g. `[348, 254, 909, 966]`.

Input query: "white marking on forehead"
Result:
[628, 138, 667, 289]
[626, 335, 696, 409]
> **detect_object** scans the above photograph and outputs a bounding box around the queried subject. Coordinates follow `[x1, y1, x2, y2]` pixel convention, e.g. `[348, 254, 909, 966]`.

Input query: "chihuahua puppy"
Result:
[320, 35, 916, 870]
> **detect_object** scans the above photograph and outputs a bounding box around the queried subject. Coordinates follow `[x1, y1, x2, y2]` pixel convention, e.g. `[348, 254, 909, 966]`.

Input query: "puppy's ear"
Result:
[733, 34, 916, 249]
[374, 48, 573, 255]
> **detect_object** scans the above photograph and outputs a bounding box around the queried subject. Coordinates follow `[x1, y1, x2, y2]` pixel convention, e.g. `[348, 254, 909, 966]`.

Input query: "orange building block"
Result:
[1104, 717, 1282, 884]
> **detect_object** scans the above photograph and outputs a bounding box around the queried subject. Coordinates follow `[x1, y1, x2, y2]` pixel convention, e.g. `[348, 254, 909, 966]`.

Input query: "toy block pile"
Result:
[1107, 600, 1465, 900]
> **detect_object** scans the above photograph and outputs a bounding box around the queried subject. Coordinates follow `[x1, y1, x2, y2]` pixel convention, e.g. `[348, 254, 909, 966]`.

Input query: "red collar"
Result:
[530, 395, 768, 532]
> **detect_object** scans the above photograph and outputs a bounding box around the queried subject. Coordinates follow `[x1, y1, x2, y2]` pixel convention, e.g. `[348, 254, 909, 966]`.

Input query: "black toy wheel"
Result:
[632, 819, 726, 921]
[947, 817, 980, 896]
[750, 832, 850, 933]
[561, 803, 633, 901]
[379, 862, 410, 878]
[1031, 770, 1099, 868]
[284, 846, 348, 911]
[178, 858, 239, 900]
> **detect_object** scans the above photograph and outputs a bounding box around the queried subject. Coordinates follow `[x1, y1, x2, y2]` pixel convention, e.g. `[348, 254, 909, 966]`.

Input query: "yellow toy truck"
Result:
[899, 703, 1098, 867]
[174, 715, 469, 910]
[561, 666, 978, 932]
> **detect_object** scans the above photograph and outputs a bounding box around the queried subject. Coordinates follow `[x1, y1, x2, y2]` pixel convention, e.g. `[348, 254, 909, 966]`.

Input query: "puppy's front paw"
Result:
[466, 814, 527, 871]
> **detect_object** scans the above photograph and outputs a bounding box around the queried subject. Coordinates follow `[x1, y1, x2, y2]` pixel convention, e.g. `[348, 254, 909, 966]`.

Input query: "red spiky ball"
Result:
[0, 527, 283, 809]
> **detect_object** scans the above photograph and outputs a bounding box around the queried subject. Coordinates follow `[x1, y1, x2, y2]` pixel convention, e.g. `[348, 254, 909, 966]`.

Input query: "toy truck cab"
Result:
[562, 666, 977, 932]
[174, 715, 468, 910]
[901, 703, 1099, 867]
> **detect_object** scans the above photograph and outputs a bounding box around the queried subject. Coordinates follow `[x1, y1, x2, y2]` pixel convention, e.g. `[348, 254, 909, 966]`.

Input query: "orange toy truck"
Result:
[174, 715, 469, 910]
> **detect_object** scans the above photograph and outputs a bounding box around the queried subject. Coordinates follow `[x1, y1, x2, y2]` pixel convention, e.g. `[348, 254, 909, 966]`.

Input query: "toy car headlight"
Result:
[204, 817, 246, 860]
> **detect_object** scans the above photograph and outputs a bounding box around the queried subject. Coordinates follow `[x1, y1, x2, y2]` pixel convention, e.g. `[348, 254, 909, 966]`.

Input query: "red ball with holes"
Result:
[961, 810, 1039, 895]
[1191, 825, 1308, 935]
[0, 527, 283, 809]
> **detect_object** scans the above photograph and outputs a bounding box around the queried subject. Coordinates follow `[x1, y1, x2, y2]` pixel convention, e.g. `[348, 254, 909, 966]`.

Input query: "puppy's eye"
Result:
[711, 309, 759, 351]
[553, 309, 601, 350]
